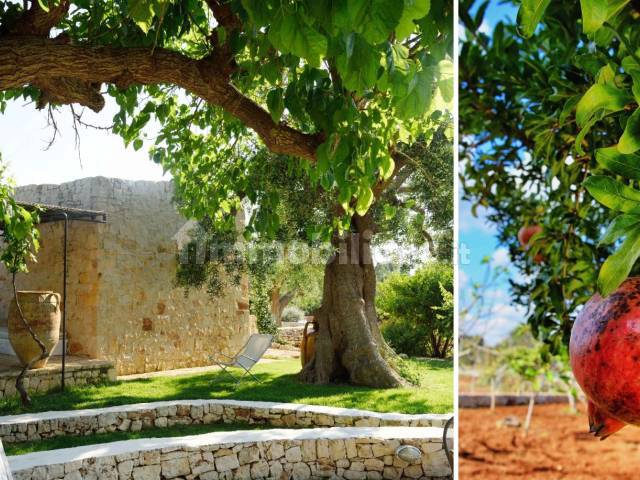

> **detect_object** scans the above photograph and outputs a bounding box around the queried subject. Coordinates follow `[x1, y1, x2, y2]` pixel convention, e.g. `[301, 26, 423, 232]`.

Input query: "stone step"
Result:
[8, 426, 453, 479]
[0, 399, 452, 444]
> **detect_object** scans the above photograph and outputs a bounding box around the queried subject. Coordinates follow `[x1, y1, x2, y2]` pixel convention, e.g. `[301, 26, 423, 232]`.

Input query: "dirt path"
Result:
[460, 403, 640, 479]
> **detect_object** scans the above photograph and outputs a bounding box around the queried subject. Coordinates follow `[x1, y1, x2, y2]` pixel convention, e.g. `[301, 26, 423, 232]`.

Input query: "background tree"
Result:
[460, 0, 640, 351]
[377, 261, 453, 358]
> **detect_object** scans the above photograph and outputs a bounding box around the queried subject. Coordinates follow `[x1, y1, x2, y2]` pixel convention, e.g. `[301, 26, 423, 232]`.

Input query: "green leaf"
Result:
[598, 226, 640, 296]
[575, 83, 632, 128]
[437, 59, 454, 104]
[336, 34, 380, 94]
[583, 175, 640, 212]
[379, 153, 395, 180]
[393, 65, 436, 119]
[596, 146, 640, 179]
[268, 12, 327, 67]
[37, 0, 51, 12]
[517, 0, 551, 38]
[619, 108, 640, 154]
[355, 186, 374, 215]
[599, 213, 640, 245]
[266, 88, 285, 123]
[128, 0, 155, 33]
[574, 115, 599, 155]
[396, 0, 430, 40]
[383, 204, 397, 220]
[559, 95, 581, 125]
[133, 139, 143, 151]
[341, 0, 403, 44]
[580, 0, 609, 34]
[240, 0, 271, 25]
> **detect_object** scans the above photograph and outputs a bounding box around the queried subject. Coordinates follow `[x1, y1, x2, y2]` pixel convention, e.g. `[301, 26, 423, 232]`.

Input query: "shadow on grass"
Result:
[0, 359, 452, 416]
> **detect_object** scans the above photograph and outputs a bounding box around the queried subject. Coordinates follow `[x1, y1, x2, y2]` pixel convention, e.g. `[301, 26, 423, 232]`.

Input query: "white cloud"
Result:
[465, 294, 526, 345]
[458, 269, 469, 289]
[491, 247, 511, 267]
[458, 202, 496, 235]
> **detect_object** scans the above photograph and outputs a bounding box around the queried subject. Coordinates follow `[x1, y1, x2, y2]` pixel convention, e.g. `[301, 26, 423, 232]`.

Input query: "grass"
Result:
[5, 422, 276, 456]
[0, 358, 453, 416]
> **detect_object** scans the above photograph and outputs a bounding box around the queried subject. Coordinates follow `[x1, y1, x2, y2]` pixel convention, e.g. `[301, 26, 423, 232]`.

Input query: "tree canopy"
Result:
[1, 0, 453, 239]
[460, 0, 640, 350]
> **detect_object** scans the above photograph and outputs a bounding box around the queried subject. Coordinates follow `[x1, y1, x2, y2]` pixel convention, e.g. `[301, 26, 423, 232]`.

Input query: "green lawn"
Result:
[0, 358, 453, 416]
[5, 422, 276, 456]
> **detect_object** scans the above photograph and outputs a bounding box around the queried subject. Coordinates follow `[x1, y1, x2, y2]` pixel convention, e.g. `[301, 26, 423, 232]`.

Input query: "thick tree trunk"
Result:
[300, 214, 405, 388]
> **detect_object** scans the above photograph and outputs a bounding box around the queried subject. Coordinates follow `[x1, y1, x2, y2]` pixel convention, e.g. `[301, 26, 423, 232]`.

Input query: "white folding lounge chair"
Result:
[0, 439, 12, 480]
[211, 333, 273, 383]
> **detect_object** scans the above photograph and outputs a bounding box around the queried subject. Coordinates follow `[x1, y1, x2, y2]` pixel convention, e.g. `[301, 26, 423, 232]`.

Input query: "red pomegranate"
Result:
[518, 224, 542, 247]
[570, 277, 640, 439]
[517, 225, 544, 263]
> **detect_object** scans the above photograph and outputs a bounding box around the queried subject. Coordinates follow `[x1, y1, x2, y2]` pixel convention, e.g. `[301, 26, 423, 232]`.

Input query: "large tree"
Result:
[460, 0, 640, 350]
[0, 0, 452, 387]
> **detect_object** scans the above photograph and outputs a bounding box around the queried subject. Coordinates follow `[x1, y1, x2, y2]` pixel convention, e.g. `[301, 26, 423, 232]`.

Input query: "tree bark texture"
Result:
[300, 214, 404, 388]
[0, 37, 322, 162]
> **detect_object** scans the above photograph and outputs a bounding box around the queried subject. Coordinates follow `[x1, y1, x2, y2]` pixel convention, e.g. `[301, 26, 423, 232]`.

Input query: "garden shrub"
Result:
[281, 305, 305, 323]
[378, 261, 453, 358]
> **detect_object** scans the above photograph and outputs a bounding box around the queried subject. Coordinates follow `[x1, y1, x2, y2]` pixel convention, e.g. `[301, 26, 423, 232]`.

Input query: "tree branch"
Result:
[0, 37, 322, 162]
[5, 0, 70, 36]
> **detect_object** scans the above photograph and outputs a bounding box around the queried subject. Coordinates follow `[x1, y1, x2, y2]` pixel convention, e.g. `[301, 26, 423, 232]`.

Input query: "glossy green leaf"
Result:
[596, 146, 640, 179]
[618, 108, 640, 154]
[583, 175, 640, 212]
[517, 0, 551, 38]
[580, 0, 608, 34]
[598, 226, 640, 296]
[599, 213, 640, 245]
[266, 88, 285, 123]
[576, 83, 632, 128]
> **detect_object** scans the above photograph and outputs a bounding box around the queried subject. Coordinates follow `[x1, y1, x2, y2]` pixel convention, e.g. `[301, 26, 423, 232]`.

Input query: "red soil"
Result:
[459, 403, 640, 479]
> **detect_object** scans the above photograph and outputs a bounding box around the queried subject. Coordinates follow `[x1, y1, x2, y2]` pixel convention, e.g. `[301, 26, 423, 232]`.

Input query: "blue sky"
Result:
[459, 1, 524, 345]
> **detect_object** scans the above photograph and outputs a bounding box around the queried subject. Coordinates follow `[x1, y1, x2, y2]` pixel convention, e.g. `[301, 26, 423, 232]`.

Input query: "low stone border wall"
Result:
[459, 393, 569, 408]
[0, 359, 114, 399]
[9, 426, 452, 479]
[277, 325, 305, 346]
[0, 399, 451, 443]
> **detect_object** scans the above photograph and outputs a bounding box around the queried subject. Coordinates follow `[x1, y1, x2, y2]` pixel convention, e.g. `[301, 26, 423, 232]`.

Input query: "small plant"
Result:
[281, 306, 305, 324]
[0, 158, 41, 406]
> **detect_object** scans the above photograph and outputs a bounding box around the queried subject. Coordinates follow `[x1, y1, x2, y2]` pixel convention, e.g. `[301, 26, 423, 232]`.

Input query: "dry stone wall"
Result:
[0, 399, 451, 444]
[277, 325, 305, 347]
[0, 177, 256, 375]
[0, 359, 114, 399]
[9, 426, 453, 479]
